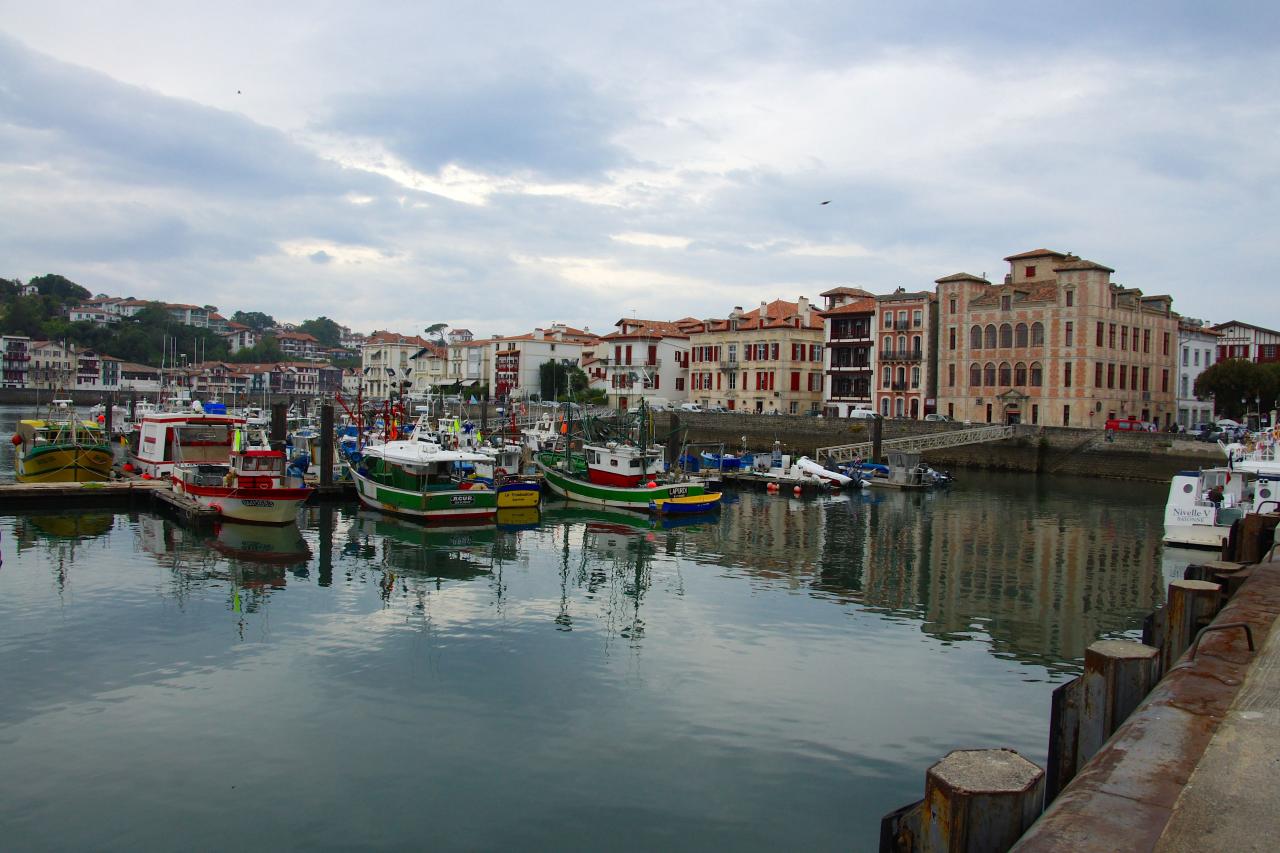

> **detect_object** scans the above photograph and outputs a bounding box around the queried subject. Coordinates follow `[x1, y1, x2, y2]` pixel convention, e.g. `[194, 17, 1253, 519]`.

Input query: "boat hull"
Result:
[496, 480, 542, 509]
[537, 456, 708, 509]
[649, 493, 723, 515]
[173, 479, 312, 524]
[352, 467, 497, 523]
[16, 445, 113, 483]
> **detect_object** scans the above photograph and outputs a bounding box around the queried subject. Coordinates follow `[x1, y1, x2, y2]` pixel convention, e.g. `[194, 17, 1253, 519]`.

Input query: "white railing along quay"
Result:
[815, 424, 1016, 464]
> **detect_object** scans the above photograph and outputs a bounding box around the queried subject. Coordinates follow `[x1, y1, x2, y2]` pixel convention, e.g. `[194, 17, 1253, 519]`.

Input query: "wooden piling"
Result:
[103, 392, 114, 438]
[319, 403, 334, 488]
[1162, 579, 1222, 672]
[1076, 640, 1159, 770]
[923, 749, 1044, 853]
[270, 402, 288, 454]
[872, 415, 883, 462]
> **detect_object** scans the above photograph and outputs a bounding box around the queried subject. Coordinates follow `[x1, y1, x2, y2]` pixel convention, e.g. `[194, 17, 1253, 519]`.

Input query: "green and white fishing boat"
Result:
[533, 402, 715, 511]
[351, 427, 497, 524]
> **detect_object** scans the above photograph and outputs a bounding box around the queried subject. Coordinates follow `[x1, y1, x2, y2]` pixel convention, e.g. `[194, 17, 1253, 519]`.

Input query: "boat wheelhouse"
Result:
[171, 446, 313, 525]
[130, 410, 246, 478]
[351, 431, 498, 524]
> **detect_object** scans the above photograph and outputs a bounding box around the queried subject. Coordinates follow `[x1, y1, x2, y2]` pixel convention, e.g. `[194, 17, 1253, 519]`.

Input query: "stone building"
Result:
[1176, 319, 1220, 429]
[935, 249, 1180, 428]
[874, 288, 938, 419]
[679, 298, 825, 414]
[818, 287, 876, 417]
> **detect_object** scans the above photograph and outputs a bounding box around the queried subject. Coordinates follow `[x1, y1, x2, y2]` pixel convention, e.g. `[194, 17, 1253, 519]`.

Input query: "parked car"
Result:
[706, 405, 730, 413]
[848, 409, 878, 420]
[924, 414, 952, 422]
[678, 402, 703, 412]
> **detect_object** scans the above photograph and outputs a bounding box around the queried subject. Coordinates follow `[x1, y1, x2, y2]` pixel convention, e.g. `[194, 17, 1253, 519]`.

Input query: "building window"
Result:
[1065, 321, 1073, 347]
[984, 362, 996, 386]
[1025, 265, 1036, 278]
[970, 325, 982, 349]
[1001, 295, 1012, 311]
[998, 362, 1012, 386]
[1131, 365, 1138, 389]
[1163, 333, 1170, 356]
[984, 325, 997, 348]
[1108, 324, 1116, 348]
[1065, 290, 1074, 307]
[912, 310, 922, 327]
[1121, 327, 1129, 350]
[949, 327, 956, 350]
[1095, 362, 1103, 387]
[999, 324, 1013, 348]
[1064, 362, 1073, 387]
[1162, 369, 1169, 392]
[949, 297, 957, 314]
[1030, 362, 1043, 386]
[911, 366, 920, 388]
[1014, 323, 1028, 347]
[1097, 322, 1104, 347]
[1119, 365, 1127, 390]
[883, 366, 891, 385]
[1030, 322, 1044, 346]
[884, 313, 893, 328]
[948, 363, 956, 387]
[675, 378, 684, 391]
[1144, 329, 1151, 353]
[969, 363, 981, 386]
[1014, 362, 1027, 386]
[1107, 363, 1115, 388]
[1193, 349, 1199, 366]
[1031, 404, 1039, 425]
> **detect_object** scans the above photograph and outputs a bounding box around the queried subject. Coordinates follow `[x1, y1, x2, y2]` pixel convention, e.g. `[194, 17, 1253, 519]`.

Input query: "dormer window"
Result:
[1001, 295, 1012, 311]
[1025, 265, 1036, 278]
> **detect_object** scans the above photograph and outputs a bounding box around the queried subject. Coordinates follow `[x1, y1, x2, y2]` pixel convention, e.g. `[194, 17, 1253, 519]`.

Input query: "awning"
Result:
[459, 379, 480, 387]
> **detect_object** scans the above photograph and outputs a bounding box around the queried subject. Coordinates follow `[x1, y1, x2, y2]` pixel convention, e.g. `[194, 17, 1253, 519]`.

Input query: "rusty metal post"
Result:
[1044, 677, 1081, 804]
[1076, 640, 1159, 771]
[1161, 579, 1222, 672]
[270, 401, 288, 454]
[923, 749, 1044, 853]
[319, 403, 334, 488]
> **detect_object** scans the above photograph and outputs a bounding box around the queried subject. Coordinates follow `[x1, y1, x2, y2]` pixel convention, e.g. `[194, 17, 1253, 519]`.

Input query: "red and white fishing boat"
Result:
[129, 407, 246, 478]
[171, 446, 313, 525]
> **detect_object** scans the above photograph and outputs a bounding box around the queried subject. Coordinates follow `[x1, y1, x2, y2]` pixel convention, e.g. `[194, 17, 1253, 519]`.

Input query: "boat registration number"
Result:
[667, 487, 688, 497]
[241, 499, 276, 508]
[450, 495, 475, 506]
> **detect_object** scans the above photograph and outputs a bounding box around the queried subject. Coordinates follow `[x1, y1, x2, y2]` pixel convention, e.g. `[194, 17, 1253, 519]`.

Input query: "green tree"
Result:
[539, 361, 593, 402]
[424, 322, 449, 345]
[1194, 359, 1279, 419]
[27, 273, 91, 302]
[228, 335, 284, 363]
[0, 295, 46, 336]
[231, 310, 276, 331]
[298, 316, 342, 347]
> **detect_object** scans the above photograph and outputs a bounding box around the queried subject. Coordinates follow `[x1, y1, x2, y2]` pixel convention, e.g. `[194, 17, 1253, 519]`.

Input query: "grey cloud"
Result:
[320, 70, 631, 179]
[309, 250, 333, 264]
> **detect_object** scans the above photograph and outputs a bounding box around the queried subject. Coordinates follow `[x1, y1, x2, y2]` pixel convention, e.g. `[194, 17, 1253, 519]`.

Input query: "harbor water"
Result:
[0, 418, 1198, 852]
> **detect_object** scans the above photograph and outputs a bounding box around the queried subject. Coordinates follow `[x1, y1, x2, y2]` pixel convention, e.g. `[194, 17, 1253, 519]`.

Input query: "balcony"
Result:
[828, 362, 871, 371]
[829, 328, 871, 342]
[893, 320, 911, 331]
[890, 381, 909, 391]
[2, 352, 31, 361]
[879, 350, 923, 362]
[718, 359, 739, 370]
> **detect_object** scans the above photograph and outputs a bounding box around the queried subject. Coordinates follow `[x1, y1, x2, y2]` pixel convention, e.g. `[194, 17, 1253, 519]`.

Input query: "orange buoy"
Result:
[793, 486, 802, 496]
[141, 472, 152, 480]
[647, 480, 658, 488]
[10, 433, 21, 446]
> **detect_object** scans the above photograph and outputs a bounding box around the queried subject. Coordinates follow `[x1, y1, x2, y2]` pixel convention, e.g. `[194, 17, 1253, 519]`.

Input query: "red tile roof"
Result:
[819, 297, 877, 317]
[1003, 248, 1067, 261]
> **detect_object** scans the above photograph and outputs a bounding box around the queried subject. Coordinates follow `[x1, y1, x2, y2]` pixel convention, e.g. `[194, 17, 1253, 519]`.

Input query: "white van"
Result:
[678, 402, 703, 412]
[848, 408, 877, 420]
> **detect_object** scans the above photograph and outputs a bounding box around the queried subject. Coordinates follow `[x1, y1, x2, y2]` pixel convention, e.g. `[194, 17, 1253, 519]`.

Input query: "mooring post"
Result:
[129, 391, 137, 421]
[319, 403, 334, 488]
[270, 402, 288, 454]
[1162, 579, 1222, 672]
[923, 749, 1043, 853]
[872, 414, 883, 462]
[1075, 640, 1159, 770]
[1044, 676, 1081, 804]
[103, 392, 114, 437]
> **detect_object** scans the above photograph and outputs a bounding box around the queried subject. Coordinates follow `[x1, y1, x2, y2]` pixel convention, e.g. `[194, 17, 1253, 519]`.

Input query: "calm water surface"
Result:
[0, 402, 1193, 851]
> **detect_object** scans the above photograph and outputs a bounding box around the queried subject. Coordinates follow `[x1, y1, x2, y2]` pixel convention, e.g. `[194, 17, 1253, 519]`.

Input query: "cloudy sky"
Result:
[1, 2, 1276, 336]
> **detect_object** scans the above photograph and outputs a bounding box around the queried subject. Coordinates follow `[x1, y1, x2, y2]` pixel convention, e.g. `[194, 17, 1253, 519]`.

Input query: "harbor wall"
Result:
[659, 413, 1224, 483]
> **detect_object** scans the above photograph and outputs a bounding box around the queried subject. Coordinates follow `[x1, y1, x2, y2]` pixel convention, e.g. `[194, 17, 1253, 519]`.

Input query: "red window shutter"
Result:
[769, 372, 775, 391]
[771, 343, 779, 360]
[791, 371, 800, 391]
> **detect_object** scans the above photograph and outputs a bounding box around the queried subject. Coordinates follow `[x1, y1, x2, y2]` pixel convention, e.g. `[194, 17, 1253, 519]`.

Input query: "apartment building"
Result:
[680, 298, 825, 413]
[488, 324, 597, 401]
[222, 324, 259, 354]
[1, 335, 31, 388]
[1211, 321, 1280, 364]
[874, 288, 938, 419]
[819, 288, 876, 417]
[597, 318, 690, 410]
[409, 344, 449, 394]
[276, 331, 322, 360]
[1177, 320, 1220, 429]
[935, 249, 1180, 428]
[361, 331, 432, 398]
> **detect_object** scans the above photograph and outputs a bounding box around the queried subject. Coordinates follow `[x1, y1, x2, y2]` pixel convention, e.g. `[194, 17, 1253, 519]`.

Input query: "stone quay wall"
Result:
[657, 413, 1224, 483]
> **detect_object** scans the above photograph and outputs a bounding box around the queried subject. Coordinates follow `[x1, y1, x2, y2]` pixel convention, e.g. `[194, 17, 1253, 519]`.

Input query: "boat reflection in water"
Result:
[495, 506, 541, 530]
[23, 513, 115, 540]
[208, 521, 312, 567]
[351, 509, 494, 584]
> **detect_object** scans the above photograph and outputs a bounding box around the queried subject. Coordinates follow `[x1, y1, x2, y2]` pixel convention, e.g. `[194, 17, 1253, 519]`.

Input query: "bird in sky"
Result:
[820, 200, 831, 205]
[237, 90, 242, 94]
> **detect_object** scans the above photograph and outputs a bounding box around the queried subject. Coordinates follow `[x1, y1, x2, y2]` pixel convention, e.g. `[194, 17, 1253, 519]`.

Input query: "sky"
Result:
[1, 2, 1277, 337]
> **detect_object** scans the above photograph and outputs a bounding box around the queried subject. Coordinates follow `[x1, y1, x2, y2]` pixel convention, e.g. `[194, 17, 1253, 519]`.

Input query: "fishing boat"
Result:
[535, 404, 716, 511]
[129, 408, 246, 479]
[1163, 432, 1280, 548]
[171, 438, 314, 525]
[649, 493, 723, 515]
[11, 401, 113, 483]
[350, 422, 498, 524]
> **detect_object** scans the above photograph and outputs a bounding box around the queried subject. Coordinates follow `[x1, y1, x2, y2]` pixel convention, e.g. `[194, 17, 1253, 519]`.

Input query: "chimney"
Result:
[759, 300, 769, 321]
[798, 296, 810, 324]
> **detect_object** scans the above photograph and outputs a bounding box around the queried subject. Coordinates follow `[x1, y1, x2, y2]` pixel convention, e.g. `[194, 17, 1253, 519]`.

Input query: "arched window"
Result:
[911, 366, 921, 388]
[1014, 362, 1027, 386]
[969, 363, 981, 386]
[896, 366, 906, 385]
[1030, 362, 1043, 386]
[897, 335, 907, 355]
[1015, 323, 1028, 347]
[883, 335, 892, 353]
[895, 397, 904, 417]
[882, 366, 891, 385]
[881, 397, 890, 416]
[984, 362, 996, 386]
[910, 398, 920, 419]
[1031, 322, 1045, 346]
[984, 324, 997, 349]
[1000, 323, 1013, 348]
[970, 325, 982, 349]
[911, 335, 921, 354]
[999, 362, 1012, 386]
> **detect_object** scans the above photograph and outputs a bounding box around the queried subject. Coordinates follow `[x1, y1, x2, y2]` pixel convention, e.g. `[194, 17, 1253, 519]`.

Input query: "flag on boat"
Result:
[469, 395, 478, 404]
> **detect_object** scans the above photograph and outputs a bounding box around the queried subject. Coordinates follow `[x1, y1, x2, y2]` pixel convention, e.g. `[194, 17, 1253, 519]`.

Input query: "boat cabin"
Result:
[584, 442, 665, 487]
[132, 412, 245, 476]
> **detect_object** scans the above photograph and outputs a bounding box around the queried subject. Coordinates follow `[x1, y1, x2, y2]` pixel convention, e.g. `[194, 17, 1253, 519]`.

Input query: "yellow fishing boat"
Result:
[11, 403, 113, 483]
